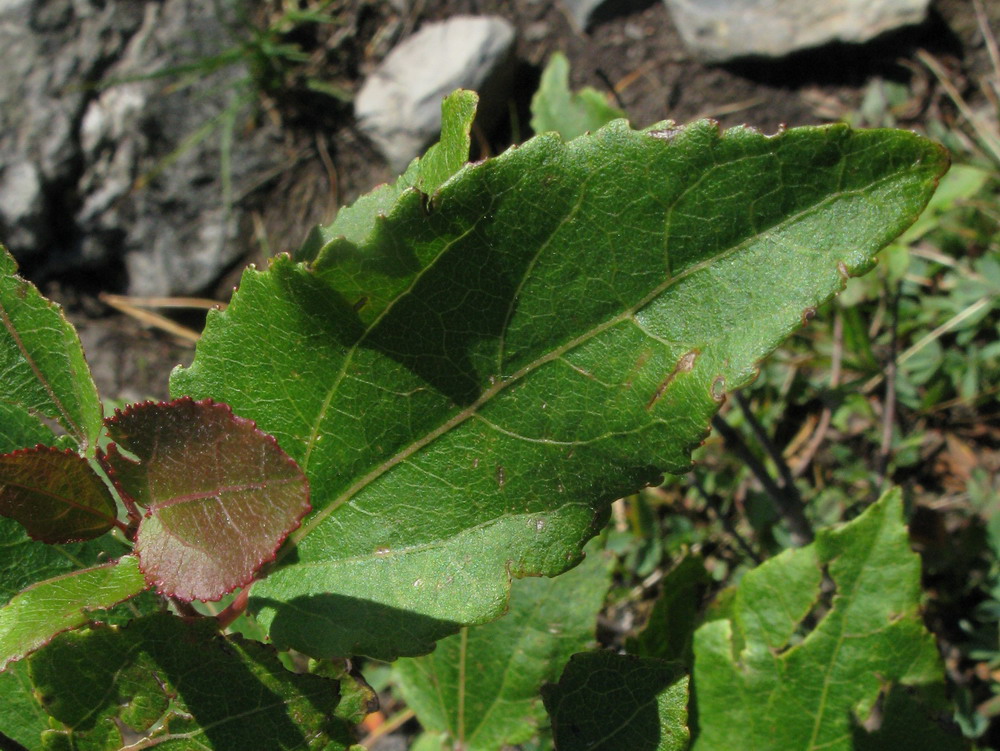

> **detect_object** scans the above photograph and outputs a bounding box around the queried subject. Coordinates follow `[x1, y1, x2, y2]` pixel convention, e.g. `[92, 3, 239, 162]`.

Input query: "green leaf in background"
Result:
[296, 89, 478, 262]
[27, 612, 356, 751]
[100, 398, 311, 601]
[412, 732, 452, 751]
[0, 661, 50, 750]
[542, 651, 689, 751]
[0, 446, 118, 543]
[627, 554, 711, 667]
[393, 538, 614, 750]
[0, 554, 146, 672]
[893, 163, 990, 245]
[171, 115, 947, 660]
[530, 52, 626, 141]
[0, 245, 103, 453]
[308, 658, 379, 726]
[691, 488, 945, 750]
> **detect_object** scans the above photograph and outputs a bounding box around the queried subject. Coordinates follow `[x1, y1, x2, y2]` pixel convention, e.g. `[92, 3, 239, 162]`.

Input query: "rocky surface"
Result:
[663, 0, 932, 62]
[557, 0, 608, 31]
[354, 15, 517, 172]
[0, 0, 284, 295]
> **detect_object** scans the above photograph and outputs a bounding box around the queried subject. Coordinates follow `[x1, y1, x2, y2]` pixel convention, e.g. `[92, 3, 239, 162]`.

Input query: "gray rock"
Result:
[0, 161, 44, 250]
[355, 16, 516, 173]
[0, 0, 284, 295]
[0, 0, 140, 257]
[73, 1, 282, 295]
[558, 0, 608, 31]
[663, 0, 931, 62]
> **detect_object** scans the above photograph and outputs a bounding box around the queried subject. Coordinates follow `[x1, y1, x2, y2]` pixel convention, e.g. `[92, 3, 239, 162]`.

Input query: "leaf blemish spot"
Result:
[837, 261, 850, 282]
[801, 307, 817, 326]
[496, 465, 506, 490]
[645, 349, 698, 410]
[710, 376, 726, 402]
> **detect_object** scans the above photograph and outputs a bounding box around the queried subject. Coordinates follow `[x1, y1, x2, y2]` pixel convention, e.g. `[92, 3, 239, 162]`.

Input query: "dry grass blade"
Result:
[918, 48, 1000, 165]
[862, 295, 996, 394]
[973, 0, 1000, 101]
[99, 293, 212, 344]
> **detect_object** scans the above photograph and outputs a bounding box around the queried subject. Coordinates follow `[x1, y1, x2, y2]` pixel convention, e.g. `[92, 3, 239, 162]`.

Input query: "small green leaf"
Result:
[0, 401, 56, 454]
[691, 488, 947, 750]
[28, 612, 354, 751]
[100, 398, 310, 601]
[393, 538, 614, 749]
[0, 516, 134, 607]
[627, 554, 711, 667]
[0, 555, 146, 672]
[417, 88, 479, 194]
[542, 652, 690, 751]
[530, 52, 625, 141]
[296, 89, 478, 262]
[0, 245, 103, 453]
[0, 446, 118, 543]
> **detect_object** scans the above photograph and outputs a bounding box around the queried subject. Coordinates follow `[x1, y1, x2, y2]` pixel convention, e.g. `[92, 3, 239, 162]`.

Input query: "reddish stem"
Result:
[216, 587, 251, 630]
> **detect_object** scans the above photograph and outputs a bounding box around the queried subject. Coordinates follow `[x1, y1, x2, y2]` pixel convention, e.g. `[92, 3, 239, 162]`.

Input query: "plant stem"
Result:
[216, 587, 251, 629]
[711, 412, 814, 545]
[734, 391, 800, 502]
[692, 474, 763, 564]
[876, 288, 900, 492]
[793, 311, 843, 477]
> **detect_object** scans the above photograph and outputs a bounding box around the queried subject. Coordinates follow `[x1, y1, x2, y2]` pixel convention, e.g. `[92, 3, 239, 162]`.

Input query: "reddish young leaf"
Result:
[99, 398, 310, 602]
[0, 446, 118, 543]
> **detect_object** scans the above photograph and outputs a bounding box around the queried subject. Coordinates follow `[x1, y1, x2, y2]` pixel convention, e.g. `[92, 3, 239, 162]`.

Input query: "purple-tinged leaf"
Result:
[0, 446, 118, 543]
[100, 398, 310, 602]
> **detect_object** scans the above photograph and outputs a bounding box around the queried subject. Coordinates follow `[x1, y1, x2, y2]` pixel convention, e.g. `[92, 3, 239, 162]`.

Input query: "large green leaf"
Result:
[0, 554, 146, 672]
[393, 538, 613, 750]
[691, 488, 947, 750]
[0, 246, 103, 453]
[171, 117, 947, 659]
[27, 613, 357, 751]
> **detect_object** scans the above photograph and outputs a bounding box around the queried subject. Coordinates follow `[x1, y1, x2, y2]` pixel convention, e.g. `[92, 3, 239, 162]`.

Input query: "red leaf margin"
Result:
[98, 398, 311, 601]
